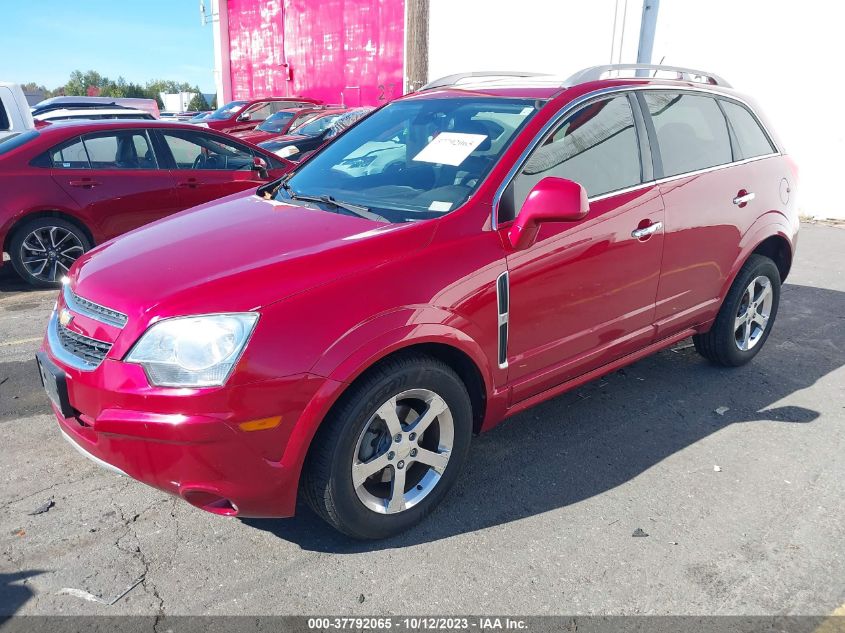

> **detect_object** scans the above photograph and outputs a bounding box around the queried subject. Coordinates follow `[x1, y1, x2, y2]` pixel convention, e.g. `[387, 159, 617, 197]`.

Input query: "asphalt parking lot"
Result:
[0, 222, 843, 617]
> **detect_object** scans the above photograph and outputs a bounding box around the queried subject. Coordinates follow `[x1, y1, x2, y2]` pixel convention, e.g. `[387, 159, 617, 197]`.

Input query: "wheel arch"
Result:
[324, 326, 492, 435]
[720, 217, 795, 300]
[278, 325, 494, 513]
[3, 210, 95, 255]
[751, 234, 792, 282]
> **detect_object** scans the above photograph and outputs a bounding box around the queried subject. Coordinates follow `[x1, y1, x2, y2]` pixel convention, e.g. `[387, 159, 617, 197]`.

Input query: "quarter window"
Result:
[643, 92, 732, 177]
[720, 99, 775, 159]
[500, 95, 641, 223]
[49, 137, 90, 169]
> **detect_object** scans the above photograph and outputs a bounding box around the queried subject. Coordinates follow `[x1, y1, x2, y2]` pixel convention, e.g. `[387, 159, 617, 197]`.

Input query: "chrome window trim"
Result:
[47, 310, 101, 371]
[491, 85, 782, 229]
[63, 284, 128, 328]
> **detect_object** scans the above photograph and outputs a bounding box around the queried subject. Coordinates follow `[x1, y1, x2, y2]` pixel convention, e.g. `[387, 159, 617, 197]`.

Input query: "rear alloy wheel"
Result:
[693, 254, 781, 366]
[302, 354, 472, 539]
[10, 218, 90, 288]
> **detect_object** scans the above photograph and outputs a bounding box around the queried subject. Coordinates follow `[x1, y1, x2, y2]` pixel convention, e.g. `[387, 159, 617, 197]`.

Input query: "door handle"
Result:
[631, 221, 663, 239]
[733, 192, 755, 206]
[68, 180, 101, 188]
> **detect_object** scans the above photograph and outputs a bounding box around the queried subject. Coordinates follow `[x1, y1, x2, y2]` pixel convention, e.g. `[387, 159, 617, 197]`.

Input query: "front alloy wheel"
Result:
[352, 389, 454, 514]
[302, 354, 472, 539]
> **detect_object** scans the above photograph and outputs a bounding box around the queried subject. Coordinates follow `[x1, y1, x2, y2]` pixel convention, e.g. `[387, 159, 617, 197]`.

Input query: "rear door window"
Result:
[643, 92, 732, 177]
[720, 99, 776, 159]
[80, 131, 157, 169]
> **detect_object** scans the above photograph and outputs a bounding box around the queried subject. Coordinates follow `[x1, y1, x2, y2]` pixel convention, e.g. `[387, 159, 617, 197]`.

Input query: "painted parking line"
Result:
[0, 336, 42, 347]
[814, 603, 845, 633]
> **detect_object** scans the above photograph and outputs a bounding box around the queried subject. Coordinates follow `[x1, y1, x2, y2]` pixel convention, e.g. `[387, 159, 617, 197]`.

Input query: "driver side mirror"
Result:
[508, 177, 589, 250]
[237, 112, 252, 122]
[252, 156, 270, 180]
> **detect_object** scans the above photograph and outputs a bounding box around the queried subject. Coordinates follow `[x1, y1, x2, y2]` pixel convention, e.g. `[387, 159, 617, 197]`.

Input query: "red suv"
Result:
[40, 65, 798, 539]
[0, 120, 292, 286]
[197, 97, 323, 134]
[231, 107, 328, 145]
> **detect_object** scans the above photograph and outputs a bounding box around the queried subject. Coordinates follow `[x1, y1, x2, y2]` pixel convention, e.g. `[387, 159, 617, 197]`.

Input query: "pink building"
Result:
[212, 0, 407, 107]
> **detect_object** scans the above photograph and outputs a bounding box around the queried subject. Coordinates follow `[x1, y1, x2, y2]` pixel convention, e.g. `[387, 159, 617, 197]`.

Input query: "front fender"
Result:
[312, 306, 495, 391]
[277, 314, 495, 512]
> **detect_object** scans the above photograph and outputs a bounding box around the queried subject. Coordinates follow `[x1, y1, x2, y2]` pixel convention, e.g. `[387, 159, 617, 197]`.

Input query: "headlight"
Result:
[126, 313, 258, 387]
[275, 145, 299, 158]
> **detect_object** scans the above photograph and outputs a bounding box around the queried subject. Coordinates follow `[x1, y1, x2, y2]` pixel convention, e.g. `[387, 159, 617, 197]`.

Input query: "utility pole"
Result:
[636, 0, 660, 75]
[405, 0, 429, 93]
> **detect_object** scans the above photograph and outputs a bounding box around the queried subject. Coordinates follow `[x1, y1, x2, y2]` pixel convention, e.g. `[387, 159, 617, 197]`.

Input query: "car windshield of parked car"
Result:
[207, 100, 247, 120]
[0, 130, 40, 155]
[278, 97, 538, 222]
[290, 113, 346, 137]
[257, 111, 297, 133]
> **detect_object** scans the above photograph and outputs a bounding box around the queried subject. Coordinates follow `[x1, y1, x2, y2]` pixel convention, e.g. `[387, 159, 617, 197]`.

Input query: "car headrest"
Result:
[451, 120, 492, 151]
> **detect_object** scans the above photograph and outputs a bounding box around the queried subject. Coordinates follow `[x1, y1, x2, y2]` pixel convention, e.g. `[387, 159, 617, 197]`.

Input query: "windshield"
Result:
[207, 100, 247, 120]
[0, 130, 40, 156]
[257, 111, 297, 133]
[278, 97, 538, 223]
[291, 113, 346, 137]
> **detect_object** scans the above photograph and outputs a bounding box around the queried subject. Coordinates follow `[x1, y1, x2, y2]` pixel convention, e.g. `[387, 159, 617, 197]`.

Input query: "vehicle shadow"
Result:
[0, 570, 43, 616]
[0, 266, 34, 294]
[244, 282, 843, 552]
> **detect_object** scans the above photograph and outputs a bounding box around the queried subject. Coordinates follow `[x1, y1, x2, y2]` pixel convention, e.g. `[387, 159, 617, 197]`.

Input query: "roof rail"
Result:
[563, 64, 732, 88]
[419, 71, 550, 91]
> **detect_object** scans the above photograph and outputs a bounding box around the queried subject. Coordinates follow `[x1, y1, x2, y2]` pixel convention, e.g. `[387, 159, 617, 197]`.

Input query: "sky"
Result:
[0, 0, 215, 93]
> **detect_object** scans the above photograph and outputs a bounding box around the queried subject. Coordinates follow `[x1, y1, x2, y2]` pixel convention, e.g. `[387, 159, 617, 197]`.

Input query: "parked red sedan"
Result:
[231, 107, 327, 145]
[41, 65, 798, 539]
[196, 97, 322, 134]
[0, 120, 292, 286]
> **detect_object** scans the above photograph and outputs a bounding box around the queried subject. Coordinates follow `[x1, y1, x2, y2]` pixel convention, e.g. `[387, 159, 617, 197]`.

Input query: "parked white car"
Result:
[0, 82, 35, 141]
[32, 96, 160, 119]
[33, 107, 155, 124]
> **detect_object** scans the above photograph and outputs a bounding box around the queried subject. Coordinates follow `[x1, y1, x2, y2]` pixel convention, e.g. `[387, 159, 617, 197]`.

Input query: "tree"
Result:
[187, 88, 209, 111]
[49, 70, 209, 106]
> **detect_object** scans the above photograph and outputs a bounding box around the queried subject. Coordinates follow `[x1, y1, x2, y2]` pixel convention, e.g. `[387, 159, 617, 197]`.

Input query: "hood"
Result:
[235, 129, 278, 144]
[70, 191, 435, 323]
[261, 134, 310, 149]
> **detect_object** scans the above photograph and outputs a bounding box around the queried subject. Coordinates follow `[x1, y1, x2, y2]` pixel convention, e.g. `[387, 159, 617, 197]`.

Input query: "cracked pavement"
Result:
[0, 222, 843, 616]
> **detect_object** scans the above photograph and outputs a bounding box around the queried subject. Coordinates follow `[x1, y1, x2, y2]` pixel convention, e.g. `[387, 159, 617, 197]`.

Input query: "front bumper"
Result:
[43, 331, 332, 518]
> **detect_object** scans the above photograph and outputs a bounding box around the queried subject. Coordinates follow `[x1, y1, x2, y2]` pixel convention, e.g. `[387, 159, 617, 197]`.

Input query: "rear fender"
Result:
[719, 212, 794, 299]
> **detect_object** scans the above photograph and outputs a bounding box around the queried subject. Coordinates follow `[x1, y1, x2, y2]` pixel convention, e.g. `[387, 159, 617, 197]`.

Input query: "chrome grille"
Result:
[56, 322, 112, 368]
[63, 285, 127, 328]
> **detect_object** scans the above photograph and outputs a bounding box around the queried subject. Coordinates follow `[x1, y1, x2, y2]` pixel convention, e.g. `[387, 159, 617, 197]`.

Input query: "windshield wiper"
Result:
[284, 186, 388, 222]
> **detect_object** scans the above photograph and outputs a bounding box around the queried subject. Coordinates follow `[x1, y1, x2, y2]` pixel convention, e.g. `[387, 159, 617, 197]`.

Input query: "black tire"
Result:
[301, 353, 473, 539]
[9, 217, 91, 289]
[693, 254, 781, 367]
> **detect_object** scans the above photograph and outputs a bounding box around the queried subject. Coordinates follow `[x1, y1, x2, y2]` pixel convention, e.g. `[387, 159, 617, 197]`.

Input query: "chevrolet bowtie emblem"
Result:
[59, 309, 73, 327]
